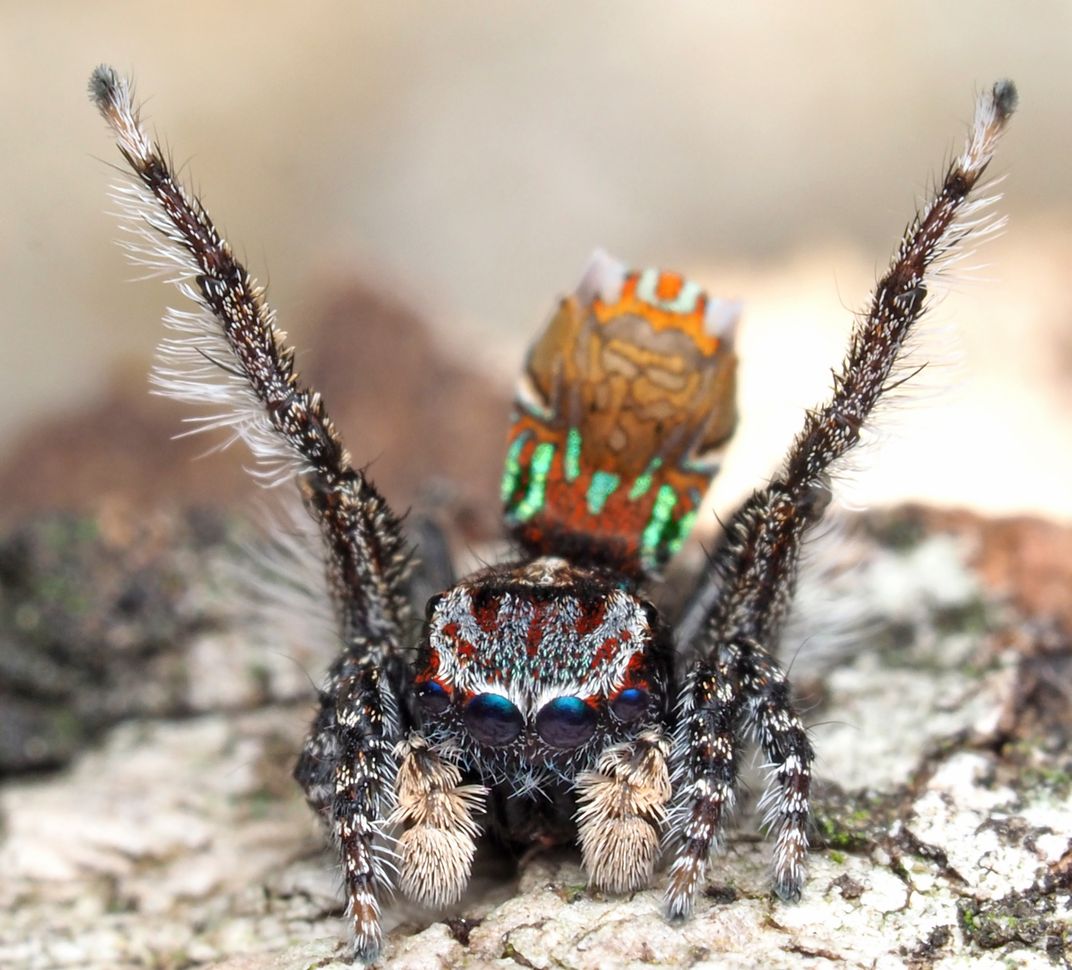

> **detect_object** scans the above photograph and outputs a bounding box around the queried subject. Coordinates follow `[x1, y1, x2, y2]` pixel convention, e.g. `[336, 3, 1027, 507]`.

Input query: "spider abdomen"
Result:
[503, 252, 741, 574]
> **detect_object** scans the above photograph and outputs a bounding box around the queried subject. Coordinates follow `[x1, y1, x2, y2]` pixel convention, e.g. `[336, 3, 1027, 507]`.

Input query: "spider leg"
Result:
[296, 652, 403, 960]
[744, 650, 812, 901]
[89, 67, 414, 961]
[664, 647, 746, 917]
[667, 82, 1017, 916]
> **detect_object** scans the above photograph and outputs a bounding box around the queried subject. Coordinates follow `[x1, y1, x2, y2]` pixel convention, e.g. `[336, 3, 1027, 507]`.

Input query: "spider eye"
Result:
[464, 693, 523, 746]
[610, 687, 650, 723]
[535, 696, 597, 748]
[415, 680, 450, 716]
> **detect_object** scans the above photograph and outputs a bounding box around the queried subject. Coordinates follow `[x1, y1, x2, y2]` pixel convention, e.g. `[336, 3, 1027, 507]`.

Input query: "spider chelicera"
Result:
[88, 67, 1016, 963]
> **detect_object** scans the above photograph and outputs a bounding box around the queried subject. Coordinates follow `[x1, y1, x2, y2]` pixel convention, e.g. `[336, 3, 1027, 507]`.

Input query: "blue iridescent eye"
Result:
[610, 687, 650, 723]
[416, 680, 450, 716]
[535, 696, 597, 748]
[464, 693, 524, 746]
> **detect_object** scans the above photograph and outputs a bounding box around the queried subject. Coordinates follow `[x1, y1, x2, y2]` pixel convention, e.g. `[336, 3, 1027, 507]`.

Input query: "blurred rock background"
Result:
[1, 1, 1071, 527]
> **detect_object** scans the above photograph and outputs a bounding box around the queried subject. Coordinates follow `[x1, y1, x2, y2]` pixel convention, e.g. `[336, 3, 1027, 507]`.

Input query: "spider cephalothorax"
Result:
[416, 556, 672, 784]
[412, 554, 675, 875]
[418, 558, 671, 765]
[89, 66, 1017, 963]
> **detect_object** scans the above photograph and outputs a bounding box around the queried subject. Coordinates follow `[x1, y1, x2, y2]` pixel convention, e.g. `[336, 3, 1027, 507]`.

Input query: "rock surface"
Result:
[0, 507, 1070, 968]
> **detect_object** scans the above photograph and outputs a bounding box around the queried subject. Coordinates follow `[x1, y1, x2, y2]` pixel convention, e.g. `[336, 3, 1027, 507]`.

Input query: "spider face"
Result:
[414, 557, 673, 785]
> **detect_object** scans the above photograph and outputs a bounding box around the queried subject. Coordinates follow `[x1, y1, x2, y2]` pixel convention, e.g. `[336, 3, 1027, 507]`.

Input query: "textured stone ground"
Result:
[1, 508, 1069, 968]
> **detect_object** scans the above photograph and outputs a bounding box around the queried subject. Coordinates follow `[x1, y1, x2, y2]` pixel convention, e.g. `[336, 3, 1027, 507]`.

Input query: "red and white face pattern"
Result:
[414, 557, 670, 780]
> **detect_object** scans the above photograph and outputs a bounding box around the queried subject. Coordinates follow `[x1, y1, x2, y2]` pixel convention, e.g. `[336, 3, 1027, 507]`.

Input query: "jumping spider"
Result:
[88, 67, 1016, 962]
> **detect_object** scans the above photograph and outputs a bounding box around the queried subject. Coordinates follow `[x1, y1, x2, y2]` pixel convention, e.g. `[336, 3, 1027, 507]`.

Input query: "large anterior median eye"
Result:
[464, 693, 524, 746]
[535, 696, 597, 748]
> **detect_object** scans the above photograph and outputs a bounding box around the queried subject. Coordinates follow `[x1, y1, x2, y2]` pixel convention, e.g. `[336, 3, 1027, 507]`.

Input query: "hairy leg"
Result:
[664, 647, 745, 916]
[668, 81, 1017, 916]
[89, 67, 416, 960]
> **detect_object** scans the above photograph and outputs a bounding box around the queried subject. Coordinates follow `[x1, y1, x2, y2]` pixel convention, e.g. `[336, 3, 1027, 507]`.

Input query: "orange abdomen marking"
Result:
[502, 257, 740, 574]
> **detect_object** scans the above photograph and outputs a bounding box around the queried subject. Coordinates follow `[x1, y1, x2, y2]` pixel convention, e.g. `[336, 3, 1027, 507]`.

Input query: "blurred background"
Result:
[3, 0, 1071, 528]
[5, 11, 1072, 959]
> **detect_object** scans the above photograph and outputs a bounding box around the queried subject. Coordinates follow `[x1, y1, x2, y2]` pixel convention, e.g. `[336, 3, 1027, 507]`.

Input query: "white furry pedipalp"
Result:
[575, 729, 671, 893]
[390, 736, 486, 909]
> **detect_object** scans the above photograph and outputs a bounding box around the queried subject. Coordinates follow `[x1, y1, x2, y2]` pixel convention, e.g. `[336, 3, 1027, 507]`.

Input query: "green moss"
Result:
[869, 514, 927, 551]
[246, 661, 272, 696]
[72, 517, 100, 542]
[555, 883, 588, 903]
[38, 574, 90, 614]
[934, 597, 991, 637]
[1022, 764, 1072, 797]
[959, 897, 1052, 949]
[828, 850, 846, 864]
[815, 814, 858, 851]
[50, 708, 85, 744]
[237, 787, 281, 820]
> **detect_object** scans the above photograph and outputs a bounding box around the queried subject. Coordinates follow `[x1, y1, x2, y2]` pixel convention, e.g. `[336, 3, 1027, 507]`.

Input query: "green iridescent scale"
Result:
[511, 440, 555, 523]
[585, 470, 620, 515]
[503, 426, 700, 570]
[628, 458, 661, 500]
[638, 487, 700, 570]
[501, 434, 527, 504]
[564, 427, 582, 482]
